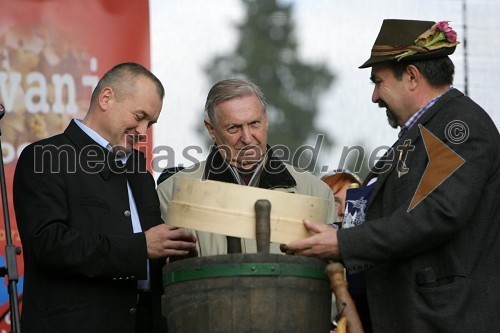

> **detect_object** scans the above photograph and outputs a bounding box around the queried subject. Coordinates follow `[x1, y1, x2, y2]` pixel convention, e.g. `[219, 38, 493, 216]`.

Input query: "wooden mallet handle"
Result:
[255, 199, 271, 254]
[325, 262, 364, 333]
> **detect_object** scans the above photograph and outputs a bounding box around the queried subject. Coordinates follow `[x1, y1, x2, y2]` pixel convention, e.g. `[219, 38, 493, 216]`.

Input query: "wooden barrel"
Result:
[163, 253, 331, 333]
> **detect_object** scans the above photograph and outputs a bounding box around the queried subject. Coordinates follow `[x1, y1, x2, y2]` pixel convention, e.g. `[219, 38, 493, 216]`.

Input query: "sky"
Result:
[149, 0, 499, 179]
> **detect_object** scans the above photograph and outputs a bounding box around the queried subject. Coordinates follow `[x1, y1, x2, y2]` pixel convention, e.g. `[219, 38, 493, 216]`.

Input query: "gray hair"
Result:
[204, 79, 267, 124]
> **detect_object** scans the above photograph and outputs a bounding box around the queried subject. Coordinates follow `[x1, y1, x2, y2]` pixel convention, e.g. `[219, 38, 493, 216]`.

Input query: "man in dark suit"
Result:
[13, 62, 197, 333]
[283, 20, 500, 332]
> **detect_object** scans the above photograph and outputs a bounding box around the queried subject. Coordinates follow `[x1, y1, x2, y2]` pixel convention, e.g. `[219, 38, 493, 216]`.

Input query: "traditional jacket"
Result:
[338, 89, 500, 332]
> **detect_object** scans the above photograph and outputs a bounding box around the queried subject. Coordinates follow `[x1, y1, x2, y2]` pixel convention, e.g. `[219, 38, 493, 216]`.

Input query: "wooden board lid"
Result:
[165, 177, 329, 243]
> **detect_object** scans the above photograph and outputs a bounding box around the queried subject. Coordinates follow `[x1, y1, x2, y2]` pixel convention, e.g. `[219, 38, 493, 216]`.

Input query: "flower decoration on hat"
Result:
[395, 21, 460, 61]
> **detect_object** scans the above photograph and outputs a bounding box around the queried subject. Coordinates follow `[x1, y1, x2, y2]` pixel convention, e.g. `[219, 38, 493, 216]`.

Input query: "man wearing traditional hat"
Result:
[283, 19, 500, 332]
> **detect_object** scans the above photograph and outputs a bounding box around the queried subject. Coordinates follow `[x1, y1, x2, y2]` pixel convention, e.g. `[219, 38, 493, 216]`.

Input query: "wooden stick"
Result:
[325, 262, 364, 333]
[255, 199, 271, 254]
[336, 317, 347, 333]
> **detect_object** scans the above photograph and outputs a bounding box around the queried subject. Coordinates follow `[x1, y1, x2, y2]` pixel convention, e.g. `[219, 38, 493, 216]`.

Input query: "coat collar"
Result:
[64, 119, 147, 180]
[203, 145, 297, 190]
[400, 88, 463, 143]
[365, 88, 463, 208]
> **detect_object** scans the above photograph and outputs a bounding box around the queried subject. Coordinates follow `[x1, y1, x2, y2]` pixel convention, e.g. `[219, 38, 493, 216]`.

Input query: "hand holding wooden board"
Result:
[165, 177, 330, 244]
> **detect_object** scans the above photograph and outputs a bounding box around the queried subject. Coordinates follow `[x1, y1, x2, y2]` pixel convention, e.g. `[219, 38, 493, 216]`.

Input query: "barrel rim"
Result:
[163, 262, 327, 287]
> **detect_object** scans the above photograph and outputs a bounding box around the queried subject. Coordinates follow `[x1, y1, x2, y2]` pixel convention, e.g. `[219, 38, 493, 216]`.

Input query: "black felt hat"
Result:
[359, 19, 459, 68]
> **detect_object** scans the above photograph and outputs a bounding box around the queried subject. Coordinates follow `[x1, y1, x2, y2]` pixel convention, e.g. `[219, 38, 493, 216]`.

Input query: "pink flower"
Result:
[435, 21, 458, 43]
[395, 20, 460, 61]
[435, 21, 452, 33]
[444, 29, 457, 43]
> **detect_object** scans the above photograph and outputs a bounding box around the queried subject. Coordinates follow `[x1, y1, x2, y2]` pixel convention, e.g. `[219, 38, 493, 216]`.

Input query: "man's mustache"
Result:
[377, 100, 387, 108]
[375, 99, 399, 129]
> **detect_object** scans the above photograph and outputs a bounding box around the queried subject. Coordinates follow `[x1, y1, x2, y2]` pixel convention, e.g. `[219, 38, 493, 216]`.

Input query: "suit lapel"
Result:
[64, 120, 118, 180]
[364, 140, 398, 210]
[366, 88, 463, 211]
[65, 120, 158, 233]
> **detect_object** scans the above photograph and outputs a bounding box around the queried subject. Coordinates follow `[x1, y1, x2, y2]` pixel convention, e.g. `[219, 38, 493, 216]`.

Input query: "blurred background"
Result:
[150, 0, 500, 180]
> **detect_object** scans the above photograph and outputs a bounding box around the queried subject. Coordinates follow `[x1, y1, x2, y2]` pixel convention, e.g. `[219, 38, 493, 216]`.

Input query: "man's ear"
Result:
[405, 65, 420, 90]
[98, 87, 114, 111]
[204, 120, 217, 143]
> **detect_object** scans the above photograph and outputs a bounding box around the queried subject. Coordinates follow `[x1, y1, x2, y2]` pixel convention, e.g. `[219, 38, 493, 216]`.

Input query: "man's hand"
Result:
[145, 224, 197, 259]
[280, 220, 340, 261]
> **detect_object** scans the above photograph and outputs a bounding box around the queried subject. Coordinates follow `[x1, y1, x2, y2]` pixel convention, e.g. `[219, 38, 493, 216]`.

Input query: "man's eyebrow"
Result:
[138, 110, 154, 119]
[370, 75, 377, 83]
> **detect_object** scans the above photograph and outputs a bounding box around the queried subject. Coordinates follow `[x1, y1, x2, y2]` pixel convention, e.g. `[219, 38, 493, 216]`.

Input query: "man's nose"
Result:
[372, 88, 379, 104]
[137, 122, 149, 135]
[240, 126, 253, 144]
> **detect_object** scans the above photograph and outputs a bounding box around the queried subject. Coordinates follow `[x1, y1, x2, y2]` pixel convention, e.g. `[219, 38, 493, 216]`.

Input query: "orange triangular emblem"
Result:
[408, 124, 465, 212]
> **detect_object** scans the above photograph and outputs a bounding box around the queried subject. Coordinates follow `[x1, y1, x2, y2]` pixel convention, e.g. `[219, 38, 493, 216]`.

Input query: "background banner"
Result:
[0, 0, 151, 330]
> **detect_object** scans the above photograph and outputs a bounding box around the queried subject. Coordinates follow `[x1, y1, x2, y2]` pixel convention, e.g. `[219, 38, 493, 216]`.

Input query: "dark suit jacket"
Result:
[338, 89, 500, 332]
[14, 120, 167, 333]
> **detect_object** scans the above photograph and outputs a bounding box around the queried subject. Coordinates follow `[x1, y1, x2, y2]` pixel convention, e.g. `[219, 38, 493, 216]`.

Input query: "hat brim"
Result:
[359, 46, 457, 68]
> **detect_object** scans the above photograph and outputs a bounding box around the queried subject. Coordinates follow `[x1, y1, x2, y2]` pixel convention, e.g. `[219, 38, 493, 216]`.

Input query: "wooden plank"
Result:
[165, 177, 329, 243]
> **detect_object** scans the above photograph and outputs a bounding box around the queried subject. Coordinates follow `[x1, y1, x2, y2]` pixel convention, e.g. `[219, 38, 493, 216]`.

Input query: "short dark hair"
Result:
[90, 62, 164, 107]
[390, 56, 455, 87]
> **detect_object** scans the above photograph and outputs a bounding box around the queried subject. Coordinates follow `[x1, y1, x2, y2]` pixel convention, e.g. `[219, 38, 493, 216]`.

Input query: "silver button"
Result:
[129, 307, 137, 315]
[124, 210, 131, 217]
